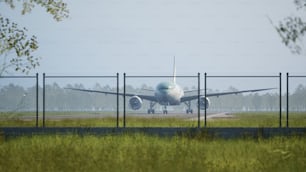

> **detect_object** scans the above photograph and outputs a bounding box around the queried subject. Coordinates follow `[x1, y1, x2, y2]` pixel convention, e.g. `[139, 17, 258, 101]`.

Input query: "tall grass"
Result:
[0, 134, 305, 172]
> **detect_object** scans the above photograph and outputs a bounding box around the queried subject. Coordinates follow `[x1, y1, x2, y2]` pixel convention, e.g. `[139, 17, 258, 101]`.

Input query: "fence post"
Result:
[43, 73, 46, 128]
[279, 72, 282, 128]
[197, 73, 200, 128]
[116, 73, 119, 128]
[36, 73, 39, 128]
[204, 73, 207, 128]
[286, 73, 289, 128]
[123, 73, 126, 128]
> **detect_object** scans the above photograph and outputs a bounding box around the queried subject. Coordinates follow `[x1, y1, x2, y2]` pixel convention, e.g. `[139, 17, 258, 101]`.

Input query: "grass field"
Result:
[0, 133, 305, 172]
[208, 112, 306, 128]
[0, 112, 305, 171]
[0, 112, 305, 127]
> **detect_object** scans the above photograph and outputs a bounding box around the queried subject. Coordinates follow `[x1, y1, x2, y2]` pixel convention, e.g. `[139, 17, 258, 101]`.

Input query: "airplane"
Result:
[67, 58, 274, 114]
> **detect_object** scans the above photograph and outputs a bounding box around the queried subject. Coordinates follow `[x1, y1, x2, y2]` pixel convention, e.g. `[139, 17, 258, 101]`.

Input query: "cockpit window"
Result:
[157, 82, 174, 90]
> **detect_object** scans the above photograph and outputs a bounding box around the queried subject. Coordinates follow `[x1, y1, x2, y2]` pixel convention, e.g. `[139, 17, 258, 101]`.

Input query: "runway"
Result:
[188, 112, 234, 121]
[13, 112, 235, 121]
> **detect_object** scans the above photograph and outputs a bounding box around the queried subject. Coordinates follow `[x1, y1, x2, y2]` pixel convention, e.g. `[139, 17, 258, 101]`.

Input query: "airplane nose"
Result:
[159, 89, 168, 94]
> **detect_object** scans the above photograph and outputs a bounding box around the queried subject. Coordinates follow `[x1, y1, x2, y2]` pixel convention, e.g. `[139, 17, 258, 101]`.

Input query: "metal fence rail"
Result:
[1, 72, 305, 128]
[204, 73, 282, 128]
[0, 74, 39, 127]
[286, 73, 306, 128]
[123, 73, 201, 128]
[42, 73, 119, 128]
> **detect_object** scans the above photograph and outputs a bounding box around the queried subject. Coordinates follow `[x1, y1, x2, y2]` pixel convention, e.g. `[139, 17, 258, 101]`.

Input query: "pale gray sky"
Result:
[1, 0, 305, 89]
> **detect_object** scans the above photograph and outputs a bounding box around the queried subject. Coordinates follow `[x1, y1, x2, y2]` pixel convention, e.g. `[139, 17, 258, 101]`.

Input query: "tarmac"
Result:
[13, 112, 234, 121]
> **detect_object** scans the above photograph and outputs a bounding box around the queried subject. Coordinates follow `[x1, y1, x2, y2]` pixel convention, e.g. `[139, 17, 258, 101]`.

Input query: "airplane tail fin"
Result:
[173, 56, 176, 84]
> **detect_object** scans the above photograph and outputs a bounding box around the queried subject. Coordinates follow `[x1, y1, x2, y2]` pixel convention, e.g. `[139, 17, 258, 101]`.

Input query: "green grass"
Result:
[0, 134, 305, 172]
[0, 112, 305, 171]
[207, 112, 306, 128]
[0, 112, 305, 127]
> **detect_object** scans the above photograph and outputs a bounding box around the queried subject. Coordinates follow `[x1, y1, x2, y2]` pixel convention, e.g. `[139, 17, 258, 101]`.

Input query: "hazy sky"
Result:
[1, 0, 306, 80]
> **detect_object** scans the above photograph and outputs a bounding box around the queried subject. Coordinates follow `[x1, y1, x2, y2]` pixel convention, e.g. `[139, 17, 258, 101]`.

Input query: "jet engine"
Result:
[129, 96, 143, 110]
[197, 96, 210, 110]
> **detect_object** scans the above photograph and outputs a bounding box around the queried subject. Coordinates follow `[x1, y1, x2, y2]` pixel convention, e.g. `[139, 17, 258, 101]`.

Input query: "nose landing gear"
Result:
[162, 105, 168, 114]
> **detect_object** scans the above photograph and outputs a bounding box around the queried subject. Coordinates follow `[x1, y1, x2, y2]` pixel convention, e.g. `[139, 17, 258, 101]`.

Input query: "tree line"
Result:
[0, 83, 306, 112]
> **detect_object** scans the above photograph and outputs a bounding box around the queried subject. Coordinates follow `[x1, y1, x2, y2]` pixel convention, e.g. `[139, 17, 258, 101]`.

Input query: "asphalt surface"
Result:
[8, 112, 234, 121]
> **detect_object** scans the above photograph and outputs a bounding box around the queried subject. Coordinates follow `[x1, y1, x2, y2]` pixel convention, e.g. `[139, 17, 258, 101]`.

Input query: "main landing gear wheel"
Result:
[186, 109, 193, 114]
[162, 106, 168, 114]
[147, 101, 157, 114]
[184, 101, 193, 114]
[148, 109, 155, 114]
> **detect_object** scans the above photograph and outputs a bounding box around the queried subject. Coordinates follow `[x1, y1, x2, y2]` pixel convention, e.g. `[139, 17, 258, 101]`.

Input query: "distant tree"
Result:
[291, 84, 306, 111]
[0, 0, 69, 75]
[270, 0, 306, 55]
[0, 83, 25, 110]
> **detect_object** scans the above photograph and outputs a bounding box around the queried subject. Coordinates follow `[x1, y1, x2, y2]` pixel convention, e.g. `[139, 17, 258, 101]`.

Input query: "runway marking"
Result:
[188, 112, 234, 121]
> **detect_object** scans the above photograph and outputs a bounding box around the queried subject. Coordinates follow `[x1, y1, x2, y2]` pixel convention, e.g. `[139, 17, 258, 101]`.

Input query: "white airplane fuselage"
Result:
[154, 82, 184, 106]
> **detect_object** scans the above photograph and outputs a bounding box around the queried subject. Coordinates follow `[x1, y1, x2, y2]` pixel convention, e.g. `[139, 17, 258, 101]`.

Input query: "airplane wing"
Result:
[184, 89, 205, 93]
[180, 88, 275, 102]
[141, 88, 155, 92]
[65, 88, 157, 102]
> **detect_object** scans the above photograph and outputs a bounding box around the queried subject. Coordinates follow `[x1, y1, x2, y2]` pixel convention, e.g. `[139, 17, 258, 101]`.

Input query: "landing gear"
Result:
[147, 101, 156, 114]
[162, 106, 168, 114]
[186, 109, 193, 114]
[184, 101, 193, 114]
[147, 109, 155, 114]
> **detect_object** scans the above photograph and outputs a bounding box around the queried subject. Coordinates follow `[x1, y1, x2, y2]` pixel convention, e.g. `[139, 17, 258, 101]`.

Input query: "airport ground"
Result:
[0, 111, 305, 128]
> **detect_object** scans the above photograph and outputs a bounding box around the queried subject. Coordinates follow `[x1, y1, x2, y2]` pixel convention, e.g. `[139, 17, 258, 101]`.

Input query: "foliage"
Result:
[275, 0, 306, 54]
[3, 0, 69, 21]
[0, 134, 305, 172]
[0, 16, 39, 75]
[0, 0, 69, 75]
